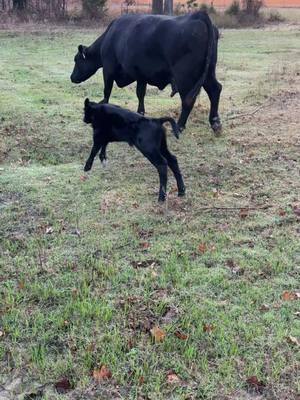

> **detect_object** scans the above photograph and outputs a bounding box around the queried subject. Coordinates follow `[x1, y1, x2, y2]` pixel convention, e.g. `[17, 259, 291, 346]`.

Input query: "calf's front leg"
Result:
[84, 144, 101, 171]
[99, 143, 108, 164]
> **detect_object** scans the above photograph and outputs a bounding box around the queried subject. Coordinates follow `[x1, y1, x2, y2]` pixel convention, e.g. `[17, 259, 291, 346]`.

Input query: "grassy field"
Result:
[0, 24, 300, 400]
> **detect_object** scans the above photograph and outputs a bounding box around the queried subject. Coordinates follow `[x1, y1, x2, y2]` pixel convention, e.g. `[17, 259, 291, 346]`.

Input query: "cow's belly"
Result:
[114, 65, 135, 87]
[146, 70, 171, 90]
[114, 48, 172, 89]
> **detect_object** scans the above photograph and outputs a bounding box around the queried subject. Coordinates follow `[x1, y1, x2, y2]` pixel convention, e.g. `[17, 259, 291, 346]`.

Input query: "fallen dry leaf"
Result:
[259, 304, 270, 312]
[55, 378, 72, 394]
[225, 259, 244, 276]
[246, 376, 265, 394]
[131, 260, 157, 269]
[80, 175, 88, 181]
[150, 326, 166, 343]
[287, 336, 300, 346]
[198, 243, 207, 254]
[239, 208, 249, 219]
[18, 280, 25, 290]
[278, 208, 286, 217]
[138, 376, 145, 385]
[203, 323, 214, 333]
[174, 330, 189, 340]
[87, 342, 96, 352]
[281, 291, 298, 301]
[141, 242, 150, 250]
[167, 372, 181, 384]
[93, 365, 112, 383]
[0, 330, 4, 337]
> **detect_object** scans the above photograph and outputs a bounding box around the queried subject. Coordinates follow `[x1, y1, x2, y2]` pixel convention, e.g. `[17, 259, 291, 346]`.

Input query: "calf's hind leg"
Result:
[136, 146, 168, 202]
[160, 136, 185, 196]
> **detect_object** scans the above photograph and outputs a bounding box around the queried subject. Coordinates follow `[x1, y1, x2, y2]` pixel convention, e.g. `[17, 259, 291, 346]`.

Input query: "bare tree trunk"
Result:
[152, 0, 163, 14]
[163, 0, 173, 15]
[13, 0, 27, 10]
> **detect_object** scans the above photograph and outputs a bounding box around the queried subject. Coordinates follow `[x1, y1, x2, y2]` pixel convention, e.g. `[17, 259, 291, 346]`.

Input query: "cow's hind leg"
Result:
[136, 81, 147, 115]
[160, 135, 185, 196]
[172, 55, 203, 130]
[203, 73, 222, 134]
[177, 94, 197, 131]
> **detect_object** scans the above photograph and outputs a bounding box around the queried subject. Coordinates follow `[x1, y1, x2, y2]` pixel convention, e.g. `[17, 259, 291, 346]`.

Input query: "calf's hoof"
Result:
[158, 192, 166, 203]
[178, 188, 186, 197]
[84, 163, 92, 172]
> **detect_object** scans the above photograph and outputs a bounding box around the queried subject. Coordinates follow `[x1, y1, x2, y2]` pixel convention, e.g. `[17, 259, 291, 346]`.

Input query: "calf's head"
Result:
[83, 98, 93, 124]
[70, 45, 100, 84]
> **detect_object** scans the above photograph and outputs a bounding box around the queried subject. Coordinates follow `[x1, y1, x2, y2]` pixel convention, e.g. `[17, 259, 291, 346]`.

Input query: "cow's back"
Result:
[101, 12, 211, 87]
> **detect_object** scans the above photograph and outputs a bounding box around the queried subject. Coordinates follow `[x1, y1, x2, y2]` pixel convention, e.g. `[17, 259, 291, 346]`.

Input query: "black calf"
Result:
[83, 98, 185, 202]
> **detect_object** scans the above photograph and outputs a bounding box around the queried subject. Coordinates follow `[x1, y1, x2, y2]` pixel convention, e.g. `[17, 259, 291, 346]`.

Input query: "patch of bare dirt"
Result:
[230, 90, 300, 146]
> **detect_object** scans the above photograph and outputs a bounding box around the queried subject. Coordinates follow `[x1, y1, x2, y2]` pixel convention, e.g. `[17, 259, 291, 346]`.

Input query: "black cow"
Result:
[71, 11, 222, 132]
[83, 98, 185, 202]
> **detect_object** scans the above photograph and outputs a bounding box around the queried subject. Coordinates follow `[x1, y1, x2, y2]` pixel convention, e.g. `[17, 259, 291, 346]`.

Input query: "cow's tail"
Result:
[155, 117, 180, 139]
[186, 12, 214, 104]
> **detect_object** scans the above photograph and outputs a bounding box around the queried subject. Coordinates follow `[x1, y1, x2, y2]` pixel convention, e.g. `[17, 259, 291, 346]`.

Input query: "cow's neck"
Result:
[88, 34, 104, 68]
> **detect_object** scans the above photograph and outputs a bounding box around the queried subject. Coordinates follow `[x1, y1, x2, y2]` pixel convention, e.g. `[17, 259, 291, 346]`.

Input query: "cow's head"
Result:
[70, 45, 100, 84]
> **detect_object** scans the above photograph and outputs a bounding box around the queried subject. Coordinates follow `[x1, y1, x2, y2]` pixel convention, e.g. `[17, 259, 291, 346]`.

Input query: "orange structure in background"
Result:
[205, 0, 300, 6]
[112, 0, 300, 11]
[69, 0, 300, 14]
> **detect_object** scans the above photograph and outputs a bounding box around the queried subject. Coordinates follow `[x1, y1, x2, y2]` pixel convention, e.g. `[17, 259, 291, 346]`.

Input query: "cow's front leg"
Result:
[136, 81, 147, 115]
[84, 144, 101, 171]
[99, 70, 114, 104]
[170, 79, 178, 97]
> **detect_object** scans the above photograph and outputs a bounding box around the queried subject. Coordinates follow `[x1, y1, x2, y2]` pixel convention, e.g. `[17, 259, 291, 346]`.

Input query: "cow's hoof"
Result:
[211, 118, 222, 136]
[84, 164, 91, 172]
[178, 189, 186, 197]
[178, 125, 185, 133]
[138, 111, 145, 115]
[212, 123, 222, 136]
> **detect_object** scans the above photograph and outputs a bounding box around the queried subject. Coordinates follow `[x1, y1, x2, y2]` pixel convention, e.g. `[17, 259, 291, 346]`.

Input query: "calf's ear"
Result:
[84, 98, 90, 107]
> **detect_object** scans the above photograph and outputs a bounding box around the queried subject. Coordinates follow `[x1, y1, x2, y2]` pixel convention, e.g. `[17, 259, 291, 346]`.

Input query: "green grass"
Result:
[0, 25, 300, 399]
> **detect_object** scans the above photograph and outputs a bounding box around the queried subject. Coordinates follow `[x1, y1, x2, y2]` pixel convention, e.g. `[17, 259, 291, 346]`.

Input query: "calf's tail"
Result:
[186, 12, 214, 104]
[156, 117, 180, 139]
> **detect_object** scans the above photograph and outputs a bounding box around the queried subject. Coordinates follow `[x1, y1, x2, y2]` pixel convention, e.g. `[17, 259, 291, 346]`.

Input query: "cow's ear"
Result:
[84, 98, 90, 107]
[78, 45, 87, 59]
